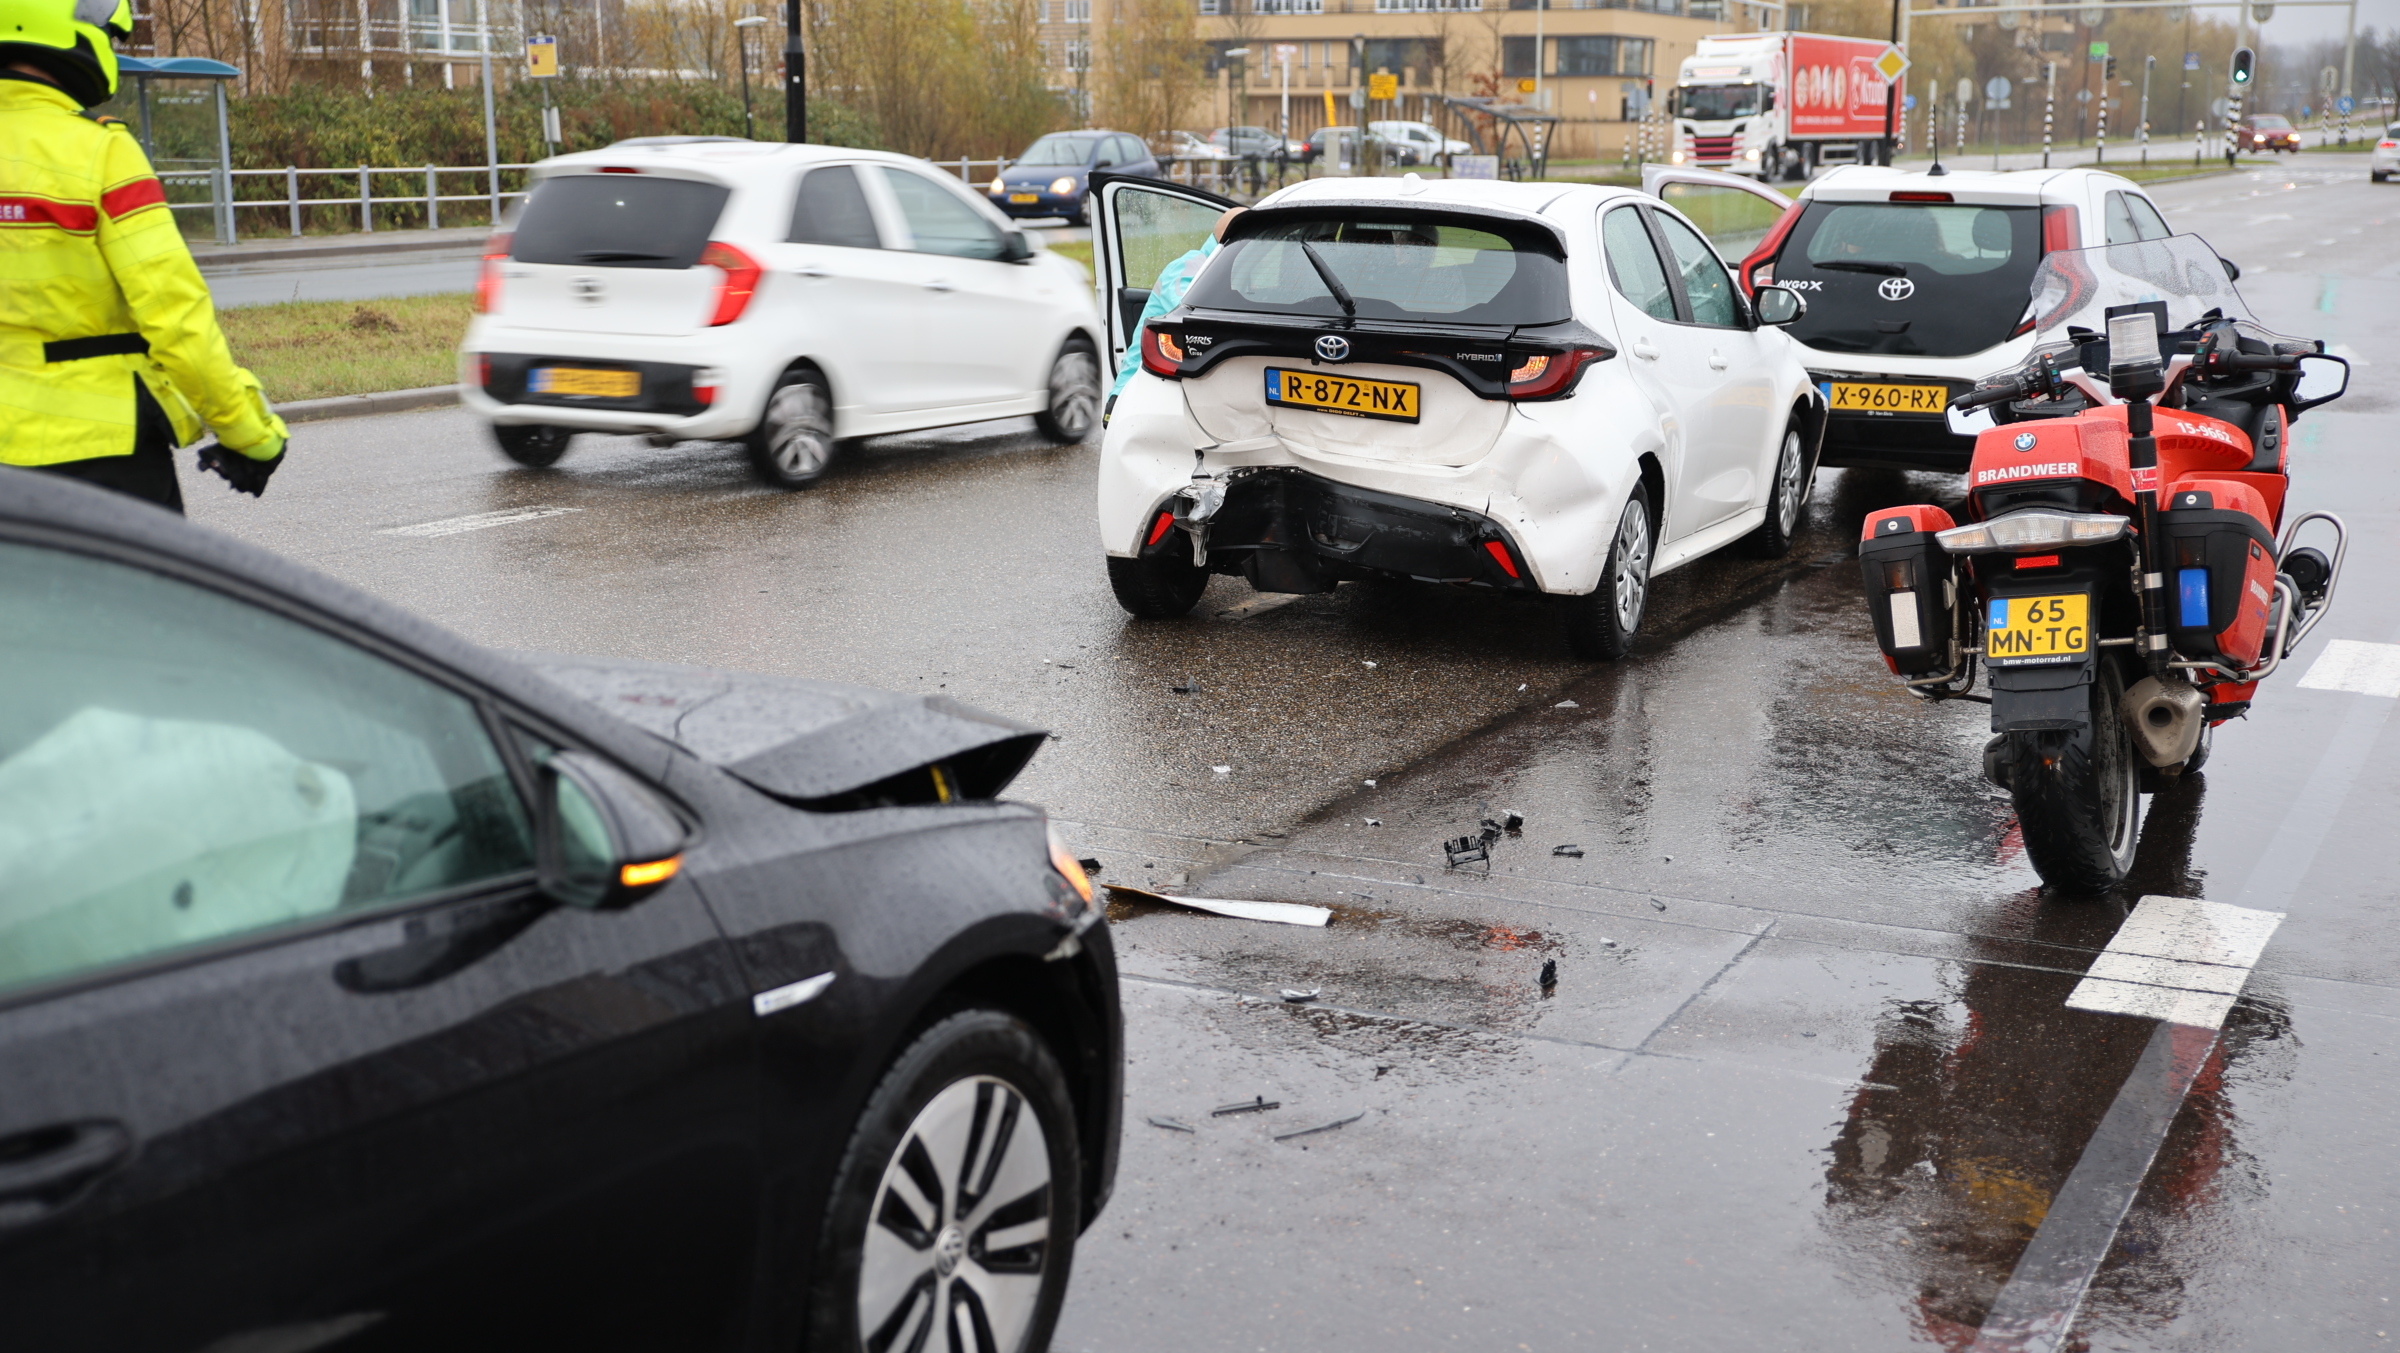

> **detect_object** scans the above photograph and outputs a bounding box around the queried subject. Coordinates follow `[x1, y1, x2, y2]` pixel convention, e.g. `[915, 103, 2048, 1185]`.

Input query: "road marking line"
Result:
[380, 506, 582, 538]
[2297, 638, 2400, 698]
[751, 971, 835, 1017]
[2063, 896, 2284, 1029]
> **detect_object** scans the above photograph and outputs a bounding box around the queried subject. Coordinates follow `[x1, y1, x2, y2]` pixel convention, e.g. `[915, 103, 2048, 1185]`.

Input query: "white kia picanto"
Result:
[1092, 174, 1825, 659]
[461, 138, 1103, 488]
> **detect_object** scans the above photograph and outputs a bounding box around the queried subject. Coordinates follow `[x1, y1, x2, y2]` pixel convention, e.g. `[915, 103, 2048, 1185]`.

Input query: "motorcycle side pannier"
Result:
[2160, 481, 2279, 667]
[1859, 506, 1958, 676]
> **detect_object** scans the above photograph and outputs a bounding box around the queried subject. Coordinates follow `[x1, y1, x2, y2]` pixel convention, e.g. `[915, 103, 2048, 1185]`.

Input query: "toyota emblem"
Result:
[1877, 276, 1916, 302]
[1314, 334, 1352, 362]
[2014, 431, 2038, 451]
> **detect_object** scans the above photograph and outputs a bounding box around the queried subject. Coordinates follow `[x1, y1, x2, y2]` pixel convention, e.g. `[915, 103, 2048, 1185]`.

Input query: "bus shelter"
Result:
[99, 56, 241, 245]
[1430, 96, 1560, 181]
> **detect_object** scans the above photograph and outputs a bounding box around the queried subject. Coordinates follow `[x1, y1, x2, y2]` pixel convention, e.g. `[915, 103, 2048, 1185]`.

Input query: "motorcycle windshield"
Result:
[2027, 234, 2251, 344]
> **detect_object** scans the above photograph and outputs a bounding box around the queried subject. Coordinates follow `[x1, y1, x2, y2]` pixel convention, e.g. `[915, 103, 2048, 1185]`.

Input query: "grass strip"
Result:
[219, 293, 474, 404]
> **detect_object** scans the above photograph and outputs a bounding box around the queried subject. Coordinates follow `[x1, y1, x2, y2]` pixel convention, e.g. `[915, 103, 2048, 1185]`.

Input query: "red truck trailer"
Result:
[1671, 32, 1898, 181]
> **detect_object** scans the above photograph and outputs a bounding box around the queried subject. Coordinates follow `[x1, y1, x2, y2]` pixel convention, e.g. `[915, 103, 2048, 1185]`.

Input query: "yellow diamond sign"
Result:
[1875, 45, 1910, 83]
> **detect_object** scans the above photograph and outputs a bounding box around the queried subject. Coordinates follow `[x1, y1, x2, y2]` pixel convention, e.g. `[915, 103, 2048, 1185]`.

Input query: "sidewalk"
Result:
[192, 225, 492, 271]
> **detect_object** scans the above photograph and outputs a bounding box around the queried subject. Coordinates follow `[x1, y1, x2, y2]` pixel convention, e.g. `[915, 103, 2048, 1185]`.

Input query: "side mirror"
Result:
[537, 751, 690, 910]
[2219, 256, 2242, 282]
[2290, 352, 2349, 413]
[1094, 158, 1115, 170]
[1754, 284, 1807, 327]
[1000, 230, 1034, 263]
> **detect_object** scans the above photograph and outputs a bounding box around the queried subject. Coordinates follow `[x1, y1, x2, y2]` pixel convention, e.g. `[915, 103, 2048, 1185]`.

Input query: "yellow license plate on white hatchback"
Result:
[1985, 592, 2091, 665]
[1264, 368, 1421, 423]
[531, 366, 640, 398]
[1829, 381, 1947, 414]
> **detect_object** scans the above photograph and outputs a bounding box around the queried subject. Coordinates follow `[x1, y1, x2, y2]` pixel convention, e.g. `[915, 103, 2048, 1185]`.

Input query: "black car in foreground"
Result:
[0, 470, 1119, 1352]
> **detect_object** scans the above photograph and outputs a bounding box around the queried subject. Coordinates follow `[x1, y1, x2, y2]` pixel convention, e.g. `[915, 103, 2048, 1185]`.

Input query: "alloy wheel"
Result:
[765, 379, 835, 480]
[1046, 350, 1102, 442]
[857, 1075, 1053, 1353]
[1614, 498, 1653, 634]
[1773, 429, 1805, 539]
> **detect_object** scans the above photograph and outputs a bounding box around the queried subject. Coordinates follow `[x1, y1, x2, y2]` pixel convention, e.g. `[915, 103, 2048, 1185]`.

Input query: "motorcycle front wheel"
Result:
[1999, 659, 2142, 893]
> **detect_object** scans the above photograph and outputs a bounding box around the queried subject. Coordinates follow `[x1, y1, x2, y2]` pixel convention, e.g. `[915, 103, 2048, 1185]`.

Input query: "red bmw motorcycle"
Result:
[1858, 237, 2350, 891]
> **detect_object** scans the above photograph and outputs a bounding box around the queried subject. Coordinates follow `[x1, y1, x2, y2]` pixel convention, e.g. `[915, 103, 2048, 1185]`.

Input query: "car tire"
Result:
[1106, 545, 1210, 618]
[806, 1009, 1081, 1353]
[1741, 424, 1811, 558]
[1561, 489, 1653, 661]
[1035, 340, 1103, 444]
[492, 423, 573, 468]
[2374, 170, 2390, 182]
[745, 366, 840, 490]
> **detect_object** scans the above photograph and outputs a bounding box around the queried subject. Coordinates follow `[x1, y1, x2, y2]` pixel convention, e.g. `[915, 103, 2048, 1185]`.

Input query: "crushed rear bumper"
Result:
[1138, 466, 1537, 595]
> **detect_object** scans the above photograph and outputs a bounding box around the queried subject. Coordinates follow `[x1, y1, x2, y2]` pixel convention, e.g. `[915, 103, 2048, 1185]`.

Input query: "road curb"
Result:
[278, 384, 461, 424]
[193, 228, 492, 269]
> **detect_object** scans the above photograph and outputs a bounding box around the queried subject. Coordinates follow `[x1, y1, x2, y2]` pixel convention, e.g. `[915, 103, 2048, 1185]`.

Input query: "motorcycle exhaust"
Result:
[2121, 675, 2207, 769]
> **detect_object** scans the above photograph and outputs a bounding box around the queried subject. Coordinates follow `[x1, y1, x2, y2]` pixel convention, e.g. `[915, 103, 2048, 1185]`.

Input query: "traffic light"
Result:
[2230, 47, 2255, 86]
[2105, 56, 2118, 80]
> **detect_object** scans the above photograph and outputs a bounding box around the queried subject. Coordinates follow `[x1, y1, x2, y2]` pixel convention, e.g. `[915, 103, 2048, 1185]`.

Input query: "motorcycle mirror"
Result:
[2290, 353, 2350, 412]
[2219, 256, 2243, 282]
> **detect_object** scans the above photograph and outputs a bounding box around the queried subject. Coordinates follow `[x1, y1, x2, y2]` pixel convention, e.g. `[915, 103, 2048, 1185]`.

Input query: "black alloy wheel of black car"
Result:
[1107, 539, 1211, 618]
[2000, 657, 2143, 892]
[808, 1010, 1082, 1353]
[492, 422, 574, 467]
[1036, 340, 1103, 445]
[1742, 424, 1812, 559]
[747, 365, 842, 490]
[1561, 490, 1654, 661]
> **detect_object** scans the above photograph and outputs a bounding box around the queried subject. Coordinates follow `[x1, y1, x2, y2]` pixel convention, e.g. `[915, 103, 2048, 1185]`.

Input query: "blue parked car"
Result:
[989, 129, 1160, 225]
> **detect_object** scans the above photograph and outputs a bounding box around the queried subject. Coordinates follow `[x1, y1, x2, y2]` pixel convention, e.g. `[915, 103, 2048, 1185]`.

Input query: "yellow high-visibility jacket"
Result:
[0, 77, 285, 468]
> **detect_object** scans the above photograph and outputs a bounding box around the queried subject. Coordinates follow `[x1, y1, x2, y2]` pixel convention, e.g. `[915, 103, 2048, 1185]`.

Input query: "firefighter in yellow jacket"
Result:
[2, 0, 288, 511]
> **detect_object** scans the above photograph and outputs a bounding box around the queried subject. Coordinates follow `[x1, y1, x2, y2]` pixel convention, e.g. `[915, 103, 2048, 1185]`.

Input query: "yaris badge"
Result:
[2014, 431, 2039, 451]
[1877, 276, 1917, 302]
[1314, 334, 1352, 362]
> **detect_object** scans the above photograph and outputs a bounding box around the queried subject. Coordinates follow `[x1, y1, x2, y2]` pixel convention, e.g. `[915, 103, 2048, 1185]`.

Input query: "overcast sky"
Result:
[2260, 0, 2396, 46]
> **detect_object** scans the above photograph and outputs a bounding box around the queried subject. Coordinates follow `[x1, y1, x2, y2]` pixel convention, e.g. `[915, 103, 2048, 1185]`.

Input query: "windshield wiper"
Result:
[1816, 261, 1908, 277]
[1297, 240, 1357, 318]
[575, 249, 673, 263]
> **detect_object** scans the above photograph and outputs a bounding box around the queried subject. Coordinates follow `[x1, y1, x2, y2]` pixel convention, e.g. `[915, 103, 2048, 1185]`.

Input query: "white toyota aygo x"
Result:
[1093, 173, 1826, 658]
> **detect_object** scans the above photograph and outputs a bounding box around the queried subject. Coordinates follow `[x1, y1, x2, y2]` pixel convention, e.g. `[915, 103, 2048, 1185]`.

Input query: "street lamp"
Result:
[735, 15, 768, 140]
[784, 0, 805, 143]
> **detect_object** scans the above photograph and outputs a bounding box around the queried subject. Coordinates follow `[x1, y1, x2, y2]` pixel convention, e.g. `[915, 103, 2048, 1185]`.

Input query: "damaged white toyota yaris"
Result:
[1092, 174, 1826, 658]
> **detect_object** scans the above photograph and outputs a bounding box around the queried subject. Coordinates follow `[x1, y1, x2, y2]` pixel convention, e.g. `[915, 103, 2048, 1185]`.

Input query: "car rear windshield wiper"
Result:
[1298, 240, 1357, 317]
[575, 249, 674, 263]
[1815, 260, 1909, 276]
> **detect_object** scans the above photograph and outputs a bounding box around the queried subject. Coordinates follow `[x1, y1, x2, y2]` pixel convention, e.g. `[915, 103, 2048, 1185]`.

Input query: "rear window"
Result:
[1777, 201, 2040, 358]
[1185, 216, 1568, 325]
[511, 174, 732, 269]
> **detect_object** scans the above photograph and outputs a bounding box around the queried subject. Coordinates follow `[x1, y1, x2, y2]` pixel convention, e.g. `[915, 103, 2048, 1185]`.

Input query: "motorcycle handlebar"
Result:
[1951, 380, 2026, 412]
[2213, 351, 2300, 373]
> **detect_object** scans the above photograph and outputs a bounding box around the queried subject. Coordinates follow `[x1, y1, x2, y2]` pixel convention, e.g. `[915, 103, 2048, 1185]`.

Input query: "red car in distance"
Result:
[2236, 113, 2302, 153]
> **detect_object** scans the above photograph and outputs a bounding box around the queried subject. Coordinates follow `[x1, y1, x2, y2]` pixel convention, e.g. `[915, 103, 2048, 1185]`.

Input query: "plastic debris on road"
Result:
[1147, 1115, 1197, 1133]
[1539, 958, 1557, 990]
[1651, 898, 1668, 911]
[1273, 1112, 1365, 1142]
[1553, 844, 1584, 858]
[1078, 857, 1103, 874]
[1279, 987, 1322, 1003]
[1104, 883, 1332, 927]
[1555, 700, 1579, 709]
[1364, 817, 1382, 826]
[1212, 1096, 1281, 1117]
[1443, 835, 1489, 867]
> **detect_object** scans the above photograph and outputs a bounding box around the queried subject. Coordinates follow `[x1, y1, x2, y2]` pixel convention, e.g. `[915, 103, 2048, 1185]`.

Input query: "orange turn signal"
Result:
[620, 855, 684, 889]
[1046, 826, 1094, 905]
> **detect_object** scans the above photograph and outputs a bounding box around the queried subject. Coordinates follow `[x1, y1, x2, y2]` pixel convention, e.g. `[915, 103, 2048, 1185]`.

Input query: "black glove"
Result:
[197, 439, 286, 498]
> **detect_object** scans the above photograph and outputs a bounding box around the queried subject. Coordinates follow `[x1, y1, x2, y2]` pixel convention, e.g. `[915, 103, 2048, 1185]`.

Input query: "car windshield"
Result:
[2250, 115, 2292, 129]
[1679, 84, 1763, 120]
[1776, 201, 2040, 357]
[511, 174, 731, 269]
[1019, 134, 1101, 166]
[1186, 215, 1568, 324]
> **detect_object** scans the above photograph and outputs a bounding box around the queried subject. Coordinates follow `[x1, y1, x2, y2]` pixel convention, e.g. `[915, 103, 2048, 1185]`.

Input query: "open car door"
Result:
[1089, 174, 1240, 383]
[1640, 164, 1796, 268]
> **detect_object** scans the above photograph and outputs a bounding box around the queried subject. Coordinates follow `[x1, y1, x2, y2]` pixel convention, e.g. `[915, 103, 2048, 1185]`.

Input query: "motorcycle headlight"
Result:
[1936, 511, 2130, 554]
[1050, 176, 1078, 195]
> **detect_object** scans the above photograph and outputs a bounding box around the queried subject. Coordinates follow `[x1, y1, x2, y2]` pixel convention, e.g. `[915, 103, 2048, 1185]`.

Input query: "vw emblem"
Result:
[2014, 431, 2039, 451]
[1876, 276, 1916, 302]
[573, 275, 604, 304]
[1314, 333, 1352, 362]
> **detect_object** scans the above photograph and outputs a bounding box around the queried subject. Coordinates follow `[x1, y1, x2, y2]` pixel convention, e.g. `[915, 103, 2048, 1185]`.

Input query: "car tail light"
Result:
[598, 166, 642, 174]
[1507, 346, 1609, 400]
[475, 232, 511, 314]
[1141, 325, 1185, 377]
[1735, 199, 1805, 297]
[475, 352, 492, 389]
[692, 367, 723, 406]
[701, 242, 762, 326]
[2040, 203, 2081, 255]
[2380, 139, 2398, 149]
[1890, 191, 1953, 202]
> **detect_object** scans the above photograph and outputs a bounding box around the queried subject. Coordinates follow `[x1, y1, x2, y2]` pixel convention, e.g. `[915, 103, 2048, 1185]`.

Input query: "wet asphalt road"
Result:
[185, 161, 2399, 1349]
